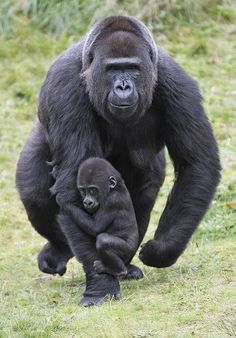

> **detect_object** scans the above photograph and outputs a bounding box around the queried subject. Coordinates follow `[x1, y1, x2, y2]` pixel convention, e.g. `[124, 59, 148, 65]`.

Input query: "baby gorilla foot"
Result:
[93, 260, 106, 274]
[93, 260, 127, 277]
[37, 242, 72, 276]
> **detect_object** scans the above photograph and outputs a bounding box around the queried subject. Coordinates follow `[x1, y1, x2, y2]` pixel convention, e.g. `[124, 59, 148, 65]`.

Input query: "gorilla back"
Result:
[16, 16, 220, 305]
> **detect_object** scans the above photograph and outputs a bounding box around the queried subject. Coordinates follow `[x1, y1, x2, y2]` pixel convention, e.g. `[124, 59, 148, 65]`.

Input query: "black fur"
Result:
[16, 16, 221, 305]
[57, 158, 139, 305]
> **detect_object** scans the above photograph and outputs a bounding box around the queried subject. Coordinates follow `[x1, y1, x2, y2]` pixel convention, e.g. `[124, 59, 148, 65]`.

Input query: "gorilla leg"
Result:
[16, 121, 73, 275]
[57, 213, 121, 306]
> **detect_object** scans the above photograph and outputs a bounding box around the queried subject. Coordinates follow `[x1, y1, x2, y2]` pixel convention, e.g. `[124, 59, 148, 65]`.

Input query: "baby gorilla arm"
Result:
[64, 204, 96, 237]
[62, 203, 116, 237]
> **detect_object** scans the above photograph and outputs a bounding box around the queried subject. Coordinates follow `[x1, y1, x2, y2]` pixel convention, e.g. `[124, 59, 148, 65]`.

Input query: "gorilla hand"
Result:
[139, 239, 182, 268]
[55, 189, 79, 209]
[38, 242, 72, 276]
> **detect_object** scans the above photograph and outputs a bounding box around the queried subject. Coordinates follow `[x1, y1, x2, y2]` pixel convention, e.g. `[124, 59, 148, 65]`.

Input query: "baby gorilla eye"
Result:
[88, 187, 98, 195]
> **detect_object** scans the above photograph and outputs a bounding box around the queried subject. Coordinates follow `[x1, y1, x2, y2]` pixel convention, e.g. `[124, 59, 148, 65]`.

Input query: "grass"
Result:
[0, 1, 236, 337]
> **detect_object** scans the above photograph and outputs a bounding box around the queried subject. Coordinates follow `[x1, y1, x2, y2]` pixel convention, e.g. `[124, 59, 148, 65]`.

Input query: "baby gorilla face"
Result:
[77, 158, 119, 214]
[78, 185, 100, 214]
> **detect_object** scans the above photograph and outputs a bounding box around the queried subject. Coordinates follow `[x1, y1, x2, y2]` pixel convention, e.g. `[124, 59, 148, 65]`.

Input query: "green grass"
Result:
[0, 1, 236, 337]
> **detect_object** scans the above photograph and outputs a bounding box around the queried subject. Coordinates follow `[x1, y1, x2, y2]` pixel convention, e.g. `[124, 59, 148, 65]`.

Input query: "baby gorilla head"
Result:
[77, 158, 119, 214]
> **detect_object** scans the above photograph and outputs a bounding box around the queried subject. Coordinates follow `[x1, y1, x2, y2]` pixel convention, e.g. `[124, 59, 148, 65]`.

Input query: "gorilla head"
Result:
[81, 16, 158, 126]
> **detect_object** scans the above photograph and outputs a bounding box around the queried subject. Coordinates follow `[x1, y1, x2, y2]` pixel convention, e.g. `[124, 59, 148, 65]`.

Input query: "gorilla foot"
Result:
[122, 264, 143, 280]
[38, 242, 73, 276]
[139, 240, 179, 268]
[81, 271, 121, 307]
[80, 292, 121, 307]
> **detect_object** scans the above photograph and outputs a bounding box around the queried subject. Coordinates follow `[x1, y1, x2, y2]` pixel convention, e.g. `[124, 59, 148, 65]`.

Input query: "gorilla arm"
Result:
[38, 44, 121, 305]
[38, 44, 103, 206]
[139, 52, 221, 267]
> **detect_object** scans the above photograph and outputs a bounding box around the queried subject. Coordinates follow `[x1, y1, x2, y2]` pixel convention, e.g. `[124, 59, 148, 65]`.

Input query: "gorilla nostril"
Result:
[124, 84, 131, 91]
[116, 85, 124, 92]
[115, 80, 133, 94]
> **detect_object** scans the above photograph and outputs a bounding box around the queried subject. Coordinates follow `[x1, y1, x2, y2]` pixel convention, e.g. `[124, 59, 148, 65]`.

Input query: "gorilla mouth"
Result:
[85, 206, 99, 214]
[107, 100, 139, 124]
[83, 201, 99, 214]
[109, 102, 137, 109]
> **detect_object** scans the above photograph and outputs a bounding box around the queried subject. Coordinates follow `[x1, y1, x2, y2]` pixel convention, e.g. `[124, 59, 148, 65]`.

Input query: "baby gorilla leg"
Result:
[95, 233, 129, 277]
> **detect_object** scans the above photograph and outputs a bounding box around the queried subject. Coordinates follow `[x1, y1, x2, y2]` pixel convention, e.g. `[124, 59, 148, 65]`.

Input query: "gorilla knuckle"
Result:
[139, 239, 182, 268]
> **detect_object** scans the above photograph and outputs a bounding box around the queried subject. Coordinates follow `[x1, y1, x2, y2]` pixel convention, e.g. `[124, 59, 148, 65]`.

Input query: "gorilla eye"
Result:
[127, 64, 140, 71]
[149, 49, 154, 62]
[88, 52, 94, 64]
[79, 188, 86, 197]
[88, 187, 98, 195]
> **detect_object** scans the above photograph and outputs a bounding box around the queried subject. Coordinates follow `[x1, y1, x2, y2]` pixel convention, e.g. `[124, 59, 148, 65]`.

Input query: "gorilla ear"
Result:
[109, 176, 117, 189]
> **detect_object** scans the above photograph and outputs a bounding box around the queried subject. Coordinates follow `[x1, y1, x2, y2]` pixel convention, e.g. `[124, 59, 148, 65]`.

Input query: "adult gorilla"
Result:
[16, 16, 221, 305]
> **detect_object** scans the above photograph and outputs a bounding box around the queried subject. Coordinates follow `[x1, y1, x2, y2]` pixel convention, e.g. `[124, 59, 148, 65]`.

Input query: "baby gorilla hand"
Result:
[93, 260, 127, 278]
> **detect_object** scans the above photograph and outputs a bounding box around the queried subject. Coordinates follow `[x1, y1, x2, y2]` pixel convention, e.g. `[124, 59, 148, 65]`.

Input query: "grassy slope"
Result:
[0, 7, 236, 338]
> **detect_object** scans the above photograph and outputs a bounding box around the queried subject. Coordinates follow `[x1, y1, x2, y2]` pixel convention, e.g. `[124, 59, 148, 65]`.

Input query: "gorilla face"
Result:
[106, 57, 139, 119]
[83, 30, 157, 126]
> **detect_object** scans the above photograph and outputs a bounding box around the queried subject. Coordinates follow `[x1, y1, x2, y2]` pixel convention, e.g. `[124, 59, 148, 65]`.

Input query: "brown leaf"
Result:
[226, 202, 236, 209]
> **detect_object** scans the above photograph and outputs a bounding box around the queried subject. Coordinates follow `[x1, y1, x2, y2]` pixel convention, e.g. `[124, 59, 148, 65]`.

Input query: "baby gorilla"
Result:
[66, 157, 139, 277]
